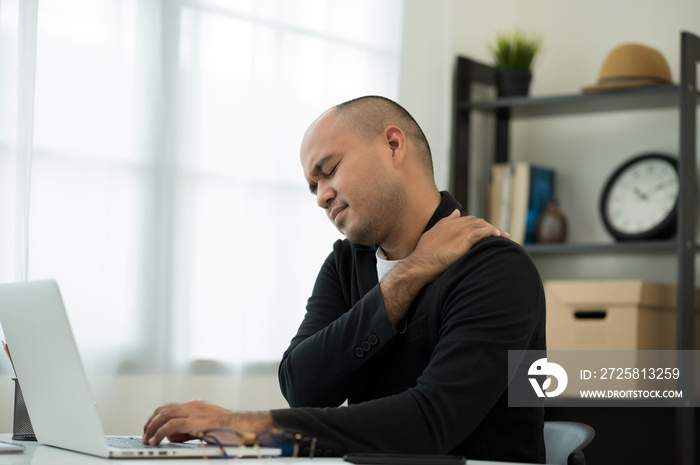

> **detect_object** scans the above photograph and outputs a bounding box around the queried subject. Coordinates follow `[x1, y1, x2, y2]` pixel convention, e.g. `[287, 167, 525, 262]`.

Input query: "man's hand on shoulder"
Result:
[381, 210, 507, 326]
[410, 210, 508, 283]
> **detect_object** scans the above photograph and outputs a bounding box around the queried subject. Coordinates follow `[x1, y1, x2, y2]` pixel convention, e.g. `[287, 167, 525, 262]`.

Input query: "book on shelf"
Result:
[488, 163, 514, 232]
[487, 162, 556, 244]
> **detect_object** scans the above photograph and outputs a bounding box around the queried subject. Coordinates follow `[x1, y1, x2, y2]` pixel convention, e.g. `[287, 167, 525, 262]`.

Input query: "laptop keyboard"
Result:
[107, 436, 192, 449]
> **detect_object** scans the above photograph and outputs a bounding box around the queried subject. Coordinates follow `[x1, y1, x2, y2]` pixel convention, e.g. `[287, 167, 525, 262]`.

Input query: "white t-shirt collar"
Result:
[376, 247, 402, 282]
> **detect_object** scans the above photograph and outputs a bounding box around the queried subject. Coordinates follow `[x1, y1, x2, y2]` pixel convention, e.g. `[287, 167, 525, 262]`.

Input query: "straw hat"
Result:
[581, 43, 672, 92]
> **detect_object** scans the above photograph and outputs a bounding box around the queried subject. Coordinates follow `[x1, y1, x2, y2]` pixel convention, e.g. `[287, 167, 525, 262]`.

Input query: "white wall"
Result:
[398, 0, 454, 191]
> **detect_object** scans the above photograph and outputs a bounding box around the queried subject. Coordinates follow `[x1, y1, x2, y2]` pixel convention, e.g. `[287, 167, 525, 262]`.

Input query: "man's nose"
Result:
[316, 182, 335, 209]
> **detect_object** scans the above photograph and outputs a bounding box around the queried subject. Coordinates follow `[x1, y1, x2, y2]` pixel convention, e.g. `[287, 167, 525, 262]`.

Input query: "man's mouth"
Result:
[329, 204, 347, 224]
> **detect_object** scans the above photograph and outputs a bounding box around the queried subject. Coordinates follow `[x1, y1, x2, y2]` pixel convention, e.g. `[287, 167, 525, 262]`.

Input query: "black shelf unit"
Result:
[451, 32, 699, 465]
[460, 84, 690, 117]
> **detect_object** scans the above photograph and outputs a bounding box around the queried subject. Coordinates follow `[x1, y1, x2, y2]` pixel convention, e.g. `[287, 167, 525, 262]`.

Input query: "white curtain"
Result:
[0, 0, 37, 284]
[0, 0, 404, 379]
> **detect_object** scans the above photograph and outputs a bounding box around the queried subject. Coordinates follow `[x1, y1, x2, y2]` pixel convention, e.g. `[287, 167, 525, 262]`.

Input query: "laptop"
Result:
[0, 279, 281, 459]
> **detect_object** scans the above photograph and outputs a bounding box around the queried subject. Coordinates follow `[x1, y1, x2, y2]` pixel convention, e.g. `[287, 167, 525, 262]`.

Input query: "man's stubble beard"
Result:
[341, 179, 408, 247]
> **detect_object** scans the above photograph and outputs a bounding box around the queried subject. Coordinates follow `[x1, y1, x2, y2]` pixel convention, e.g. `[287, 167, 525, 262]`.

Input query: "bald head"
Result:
[330, 96, 433, 176]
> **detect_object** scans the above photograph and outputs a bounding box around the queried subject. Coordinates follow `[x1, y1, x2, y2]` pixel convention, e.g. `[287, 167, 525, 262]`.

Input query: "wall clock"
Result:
[599, 153, 679, 241]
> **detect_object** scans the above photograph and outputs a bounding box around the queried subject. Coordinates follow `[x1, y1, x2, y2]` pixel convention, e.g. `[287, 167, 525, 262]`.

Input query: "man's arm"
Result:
[276, 251, 396, 408]
[278, 212, 505, 408]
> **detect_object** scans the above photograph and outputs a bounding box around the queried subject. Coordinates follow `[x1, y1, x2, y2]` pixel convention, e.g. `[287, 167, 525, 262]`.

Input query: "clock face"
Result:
[600, 154, 679, 241]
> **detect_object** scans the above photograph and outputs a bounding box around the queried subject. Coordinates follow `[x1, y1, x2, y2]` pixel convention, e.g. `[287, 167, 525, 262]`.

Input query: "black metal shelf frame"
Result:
[450, 31, 700, 465]
[525, 240, 679, 255]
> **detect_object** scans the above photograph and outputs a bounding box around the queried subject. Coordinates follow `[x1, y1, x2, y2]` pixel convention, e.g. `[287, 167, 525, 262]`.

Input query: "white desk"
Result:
[0, 435, 332, 465]
[0, 435, 339, 465]
[0, 435, 542, 465]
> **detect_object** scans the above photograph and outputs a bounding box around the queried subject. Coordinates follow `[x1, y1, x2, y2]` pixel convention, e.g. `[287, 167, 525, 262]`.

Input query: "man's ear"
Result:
[384, 126, 406, 167]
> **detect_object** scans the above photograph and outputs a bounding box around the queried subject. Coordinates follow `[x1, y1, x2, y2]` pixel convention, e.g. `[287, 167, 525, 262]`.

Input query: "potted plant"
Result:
[488, 30, 542, 97]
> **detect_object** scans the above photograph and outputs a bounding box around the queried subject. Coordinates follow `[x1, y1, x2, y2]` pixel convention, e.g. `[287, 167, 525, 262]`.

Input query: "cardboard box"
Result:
[545, 280, 700, 351]
[545, 280, 700, 397]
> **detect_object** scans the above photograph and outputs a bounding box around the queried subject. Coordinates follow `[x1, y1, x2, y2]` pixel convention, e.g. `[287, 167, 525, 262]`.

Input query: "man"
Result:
[142, 96, 546, 463]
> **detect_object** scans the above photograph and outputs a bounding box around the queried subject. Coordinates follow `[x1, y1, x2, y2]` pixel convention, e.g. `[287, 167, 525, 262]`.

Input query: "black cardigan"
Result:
[272, 192, 546, 462]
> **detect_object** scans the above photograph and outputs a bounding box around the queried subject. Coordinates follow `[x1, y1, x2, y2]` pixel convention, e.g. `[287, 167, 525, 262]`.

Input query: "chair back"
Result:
[544, 421, 595, 465]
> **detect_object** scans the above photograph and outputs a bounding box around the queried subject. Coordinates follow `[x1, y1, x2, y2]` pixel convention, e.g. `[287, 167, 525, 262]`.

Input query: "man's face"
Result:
[300, 112, 406, 245]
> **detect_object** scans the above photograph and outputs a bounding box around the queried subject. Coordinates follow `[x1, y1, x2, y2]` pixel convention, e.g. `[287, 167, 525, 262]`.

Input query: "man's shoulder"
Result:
[435, 236, 545, 320]
[449, 235, 540, 280]
[470, 235, 530, 255]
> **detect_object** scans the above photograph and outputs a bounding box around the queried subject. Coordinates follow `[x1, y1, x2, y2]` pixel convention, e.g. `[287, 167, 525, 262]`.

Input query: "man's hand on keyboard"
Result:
[142, 400, 274, 446]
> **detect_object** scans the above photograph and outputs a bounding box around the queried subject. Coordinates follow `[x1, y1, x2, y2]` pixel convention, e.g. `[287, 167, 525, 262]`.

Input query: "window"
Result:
[0, 0, 404, 374]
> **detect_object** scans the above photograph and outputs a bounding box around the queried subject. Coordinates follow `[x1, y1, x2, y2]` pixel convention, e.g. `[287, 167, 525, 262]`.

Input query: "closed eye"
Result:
[307, 155, 340, 195]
